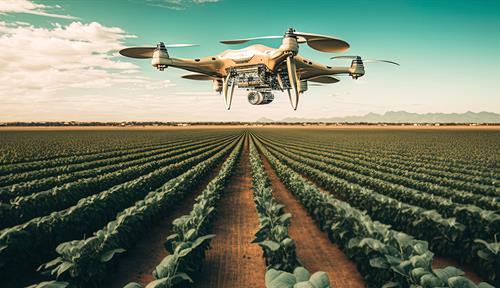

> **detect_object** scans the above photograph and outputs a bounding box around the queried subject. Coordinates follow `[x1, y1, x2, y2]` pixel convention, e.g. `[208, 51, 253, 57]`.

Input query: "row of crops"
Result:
[0, 130, 240, 165]
[248, 139, 332, 288]
[33, 135, 246, 288]
[0, 128, 498, 288]
[250, 133, 496, 288]
[0, 129, 243, 287]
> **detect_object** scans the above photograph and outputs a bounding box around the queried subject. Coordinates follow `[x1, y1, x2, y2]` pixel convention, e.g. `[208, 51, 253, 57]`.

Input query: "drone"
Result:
[119, 28, 398, 110]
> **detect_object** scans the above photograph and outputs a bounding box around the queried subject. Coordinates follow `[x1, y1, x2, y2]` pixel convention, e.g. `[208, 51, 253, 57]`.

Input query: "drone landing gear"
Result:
[223, 74, 235, 110]
[286, 56, 300, 110]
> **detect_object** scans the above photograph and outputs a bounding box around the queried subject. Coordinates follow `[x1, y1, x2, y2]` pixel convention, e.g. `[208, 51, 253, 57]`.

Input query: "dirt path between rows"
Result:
[260, 153, 366, 288]
[106, 160, 227, 288]
[192, 137, 266, 288]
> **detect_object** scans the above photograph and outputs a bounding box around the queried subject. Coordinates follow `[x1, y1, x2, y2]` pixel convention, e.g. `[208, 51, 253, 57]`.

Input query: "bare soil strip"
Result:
[106, 161, 226, 288]
[260, 153, 366, 288]
[192, 138, 266, 288]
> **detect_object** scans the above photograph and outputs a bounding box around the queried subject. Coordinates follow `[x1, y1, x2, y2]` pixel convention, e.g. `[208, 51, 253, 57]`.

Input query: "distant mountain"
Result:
[265, 111, 500, 123]
[256, 117, 275, 123]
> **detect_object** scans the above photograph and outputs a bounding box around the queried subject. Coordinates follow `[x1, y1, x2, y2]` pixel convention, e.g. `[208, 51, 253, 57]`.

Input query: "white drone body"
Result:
[120, 28, 398, 110]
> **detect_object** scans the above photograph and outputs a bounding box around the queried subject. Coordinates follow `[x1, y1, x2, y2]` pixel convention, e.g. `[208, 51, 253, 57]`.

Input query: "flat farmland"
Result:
[0, 127, 498, 288]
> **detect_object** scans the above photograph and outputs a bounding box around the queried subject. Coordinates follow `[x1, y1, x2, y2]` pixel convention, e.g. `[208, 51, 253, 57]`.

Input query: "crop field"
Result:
[0, 127, 498, 288]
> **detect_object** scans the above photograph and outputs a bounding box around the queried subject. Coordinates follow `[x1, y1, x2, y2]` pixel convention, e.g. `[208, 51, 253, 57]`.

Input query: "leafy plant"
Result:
[249, 141, 300, 272]
[265, 267, 330, 288]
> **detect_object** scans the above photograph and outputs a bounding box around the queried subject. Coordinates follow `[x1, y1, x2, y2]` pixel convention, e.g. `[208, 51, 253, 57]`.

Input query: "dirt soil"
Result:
[191, 137, 266, 288]
[260, 154, 366, 288]
[106, 160, 226, 288]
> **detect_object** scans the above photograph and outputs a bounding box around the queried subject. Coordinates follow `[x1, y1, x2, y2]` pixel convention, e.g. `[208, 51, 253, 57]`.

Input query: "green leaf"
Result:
[308, 271, 330, 288]
[26, 281, 70, 288]
[410, 267, 428, 282]
[477, 250, 491, 260]
[123, 283, 142, 288]
[185, 228, 197, 242]
[281, 237, 295, 248]
[266, 269, 284, 286]
[171, 272, 194, 284]
[153, 254, 178, 278]
[477, 283, 496, 288]
[419, 273, 444, 287]
[100, 248, 126, 263]
[369, 257, 389, 269]
[381, 282, 400, 288]
[266, 269, 297, 288]
[293, 267, 310, 282]
[447, 276, 477, 288]
[38, 257, 63, 271]
[191, 234, 216, 250]
[145, 278, 170, 288]
[178, 247, 193, 257]
[433, 266, 464, 283]
[259, 240, 281, 252]
[293, 282, 315, 288]
[279, 213, 292, 224]
[55, 262, 74, 278]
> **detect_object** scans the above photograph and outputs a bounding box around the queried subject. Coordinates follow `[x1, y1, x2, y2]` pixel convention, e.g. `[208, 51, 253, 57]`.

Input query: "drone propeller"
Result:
[307, 75, 340, 84]
[293, 31, 349, 52]
[119, 43, 199, 59]
[181, 74, 214, 81]
[220, 36, 282, 44]
[220, 29, 349, 53]
[331, 56, 400, 66]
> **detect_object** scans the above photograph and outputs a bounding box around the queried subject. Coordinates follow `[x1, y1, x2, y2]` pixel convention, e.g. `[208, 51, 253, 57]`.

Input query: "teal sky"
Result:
[0, 0, 499, 121]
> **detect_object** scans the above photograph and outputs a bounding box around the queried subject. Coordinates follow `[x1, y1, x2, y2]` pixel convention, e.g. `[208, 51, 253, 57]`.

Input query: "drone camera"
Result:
[248, 91, 274, 105]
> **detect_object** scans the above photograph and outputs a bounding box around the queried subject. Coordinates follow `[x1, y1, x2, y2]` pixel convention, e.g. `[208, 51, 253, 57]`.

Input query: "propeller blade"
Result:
[165, 44, 199, 48]
[119, 43, 198, 59]
[363, 59, 400, 66]
[294, 32, 350, 52]
[308, 75, 340, 84]
[286, 56, 300, 110]
[119, 47, 156, 59]
[331, 56, 399, 65]
[330, 55, 359, 60]
[220, 35, 282, 44]
[182, 74, 214, 81]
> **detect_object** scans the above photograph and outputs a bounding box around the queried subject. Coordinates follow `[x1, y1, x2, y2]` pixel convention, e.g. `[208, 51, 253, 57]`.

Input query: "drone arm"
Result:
[293, 55, 352, 80]
[157, 57, 224, 77]
[299, 66, 352, 80]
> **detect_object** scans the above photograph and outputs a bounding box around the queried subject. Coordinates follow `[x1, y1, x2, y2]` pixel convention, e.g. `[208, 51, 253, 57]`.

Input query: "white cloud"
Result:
[0, 21, 170, 99]
[144, 0, 220, 10]
[0, 0, 78, 19]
